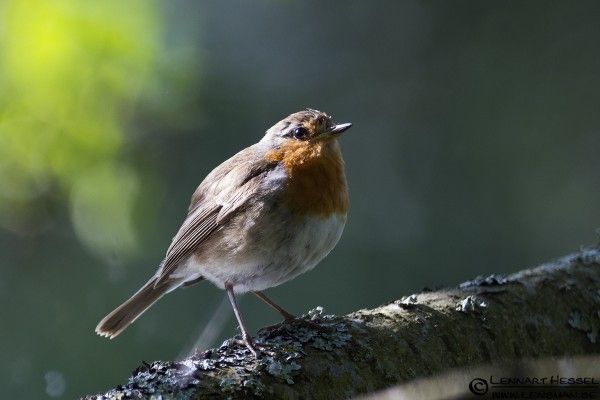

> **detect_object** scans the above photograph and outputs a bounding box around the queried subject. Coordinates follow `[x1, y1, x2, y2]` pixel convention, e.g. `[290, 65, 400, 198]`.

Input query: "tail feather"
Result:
[95, 277, 178, 339]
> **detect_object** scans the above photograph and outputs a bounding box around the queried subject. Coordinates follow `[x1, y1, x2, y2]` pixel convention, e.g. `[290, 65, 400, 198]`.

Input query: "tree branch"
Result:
[84, 247, 600, 399]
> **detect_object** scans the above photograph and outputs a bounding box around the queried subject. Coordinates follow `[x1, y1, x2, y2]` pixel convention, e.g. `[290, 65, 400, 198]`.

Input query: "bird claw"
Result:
[234, 336, 275, 358]
[237, 337, 260, 357]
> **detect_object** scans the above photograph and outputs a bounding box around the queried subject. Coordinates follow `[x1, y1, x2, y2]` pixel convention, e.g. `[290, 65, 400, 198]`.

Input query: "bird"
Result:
[95, 109, 351, 355]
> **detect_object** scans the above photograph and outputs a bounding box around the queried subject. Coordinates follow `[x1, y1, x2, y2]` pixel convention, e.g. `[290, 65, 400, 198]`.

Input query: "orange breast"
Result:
[266, 139, 349, 217]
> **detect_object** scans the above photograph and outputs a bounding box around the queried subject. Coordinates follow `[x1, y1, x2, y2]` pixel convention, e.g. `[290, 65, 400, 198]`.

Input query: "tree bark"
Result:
[83, 247, 600, 399]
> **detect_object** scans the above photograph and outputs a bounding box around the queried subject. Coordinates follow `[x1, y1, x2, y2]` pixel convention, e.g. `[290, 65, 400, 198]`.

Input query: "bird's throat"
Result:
[266, 140, 349, 217]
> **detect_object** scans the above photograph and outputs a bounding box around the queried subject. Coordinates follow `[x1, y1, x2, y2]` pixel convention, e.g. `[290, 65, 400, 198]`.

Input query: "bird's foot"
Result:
[242, 335, 260, 358]
[234, 335, 275, 358]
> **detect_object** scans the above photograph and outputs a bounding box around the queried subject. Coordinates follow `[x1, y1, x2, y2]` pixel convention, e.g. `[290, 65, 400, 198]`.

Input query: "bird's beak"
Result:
[328, 122, 352, 135]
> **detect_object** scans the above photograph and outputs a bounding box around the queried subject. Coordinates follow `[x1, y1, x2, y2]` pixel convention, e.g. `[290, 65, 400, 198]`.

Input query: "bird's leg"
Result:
[225, 284, 259, 357]
[252, 291, 327, 332]
[252, 291, 296, 321]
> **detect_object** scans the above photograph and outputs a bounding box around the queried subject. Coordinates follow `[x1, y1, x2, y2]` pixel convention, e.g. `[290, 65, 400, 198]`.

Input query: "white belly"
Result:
[180, 213, 347, 293]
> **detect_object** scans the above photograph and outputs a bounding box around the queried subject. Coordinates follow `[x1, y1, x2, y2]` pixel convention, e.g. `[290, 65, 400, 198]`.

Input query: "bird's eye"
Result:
[292, 126, 309, 140]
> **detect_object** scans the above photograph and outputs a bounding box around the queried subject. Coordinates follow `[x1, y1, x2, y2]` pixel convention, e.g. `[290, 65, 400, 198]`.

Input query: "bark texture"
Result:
[356, 355, 600, 400]
[83, 247, 600, 399]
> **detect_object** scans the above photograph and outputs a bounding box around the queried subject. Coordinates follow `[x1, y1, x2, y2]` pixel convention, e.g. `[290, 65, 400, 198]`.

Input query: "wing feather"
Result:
[154, 145, 277, 285]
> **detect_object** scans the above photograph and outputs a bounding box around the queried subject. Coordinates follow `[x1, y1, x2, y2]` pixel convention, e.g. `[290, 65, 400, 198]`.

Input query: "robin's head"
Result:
[264, 109, 351, 216]
[261, 109, 352, 217]
[263, 109, 352, 146]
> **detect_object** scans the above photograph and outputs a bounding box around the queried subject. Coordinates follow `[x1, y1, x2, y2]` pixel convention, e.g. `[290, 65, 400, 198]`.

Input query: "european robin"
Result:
[95, 109, 351, 355]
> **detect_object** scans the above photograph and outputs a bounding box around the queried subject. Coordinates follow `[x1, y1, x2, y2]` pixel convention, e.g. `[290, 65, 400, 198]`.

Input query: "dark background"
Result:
[1, 1, 599, 398]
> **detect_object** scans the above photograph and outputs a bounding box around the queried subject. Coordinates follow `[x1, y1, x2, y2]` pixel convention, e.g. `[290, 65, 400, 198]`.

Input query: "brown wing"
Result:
[154, 144, 277, 285]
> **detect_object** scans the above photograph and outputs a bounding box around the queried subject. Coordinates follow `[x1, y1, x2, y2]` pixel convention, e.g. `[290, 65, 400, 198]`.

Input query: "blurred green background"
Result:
[1, 0, 599, 398]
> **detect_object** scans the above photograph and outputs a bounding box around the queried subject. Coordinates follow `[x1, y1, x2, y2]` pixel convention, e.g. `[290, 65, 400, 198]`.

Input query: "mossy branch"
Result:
[83, 247, 600, 399]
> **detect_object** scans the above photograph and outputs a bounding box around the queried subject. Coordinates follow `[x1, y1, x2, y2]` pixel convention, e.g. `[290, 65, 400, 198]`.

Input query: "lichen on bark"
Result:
[83, 247, 600, 399]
